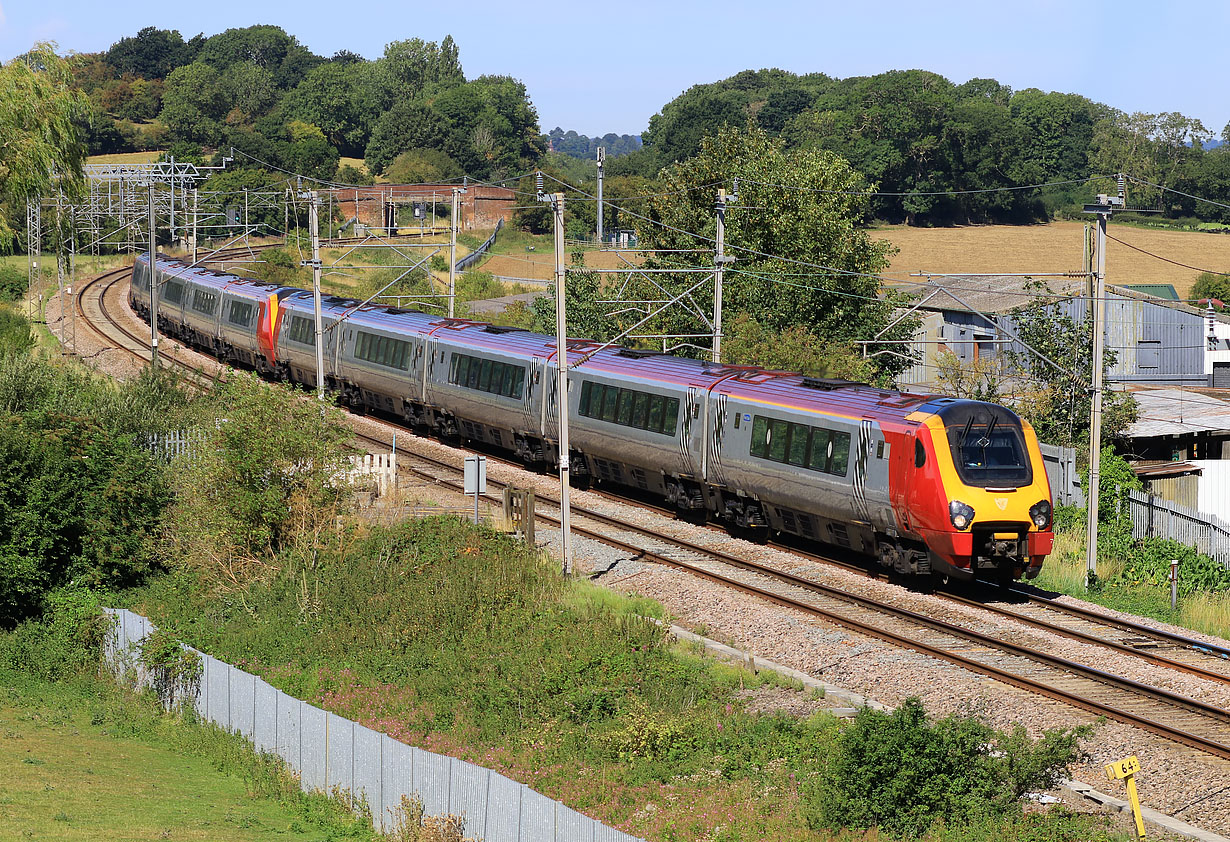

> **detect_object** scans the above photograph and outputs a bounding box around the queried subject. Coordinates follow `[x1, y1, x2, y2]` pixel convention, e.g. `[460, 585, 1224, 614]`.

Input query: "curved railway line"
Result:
[74, 259, 1230, 767]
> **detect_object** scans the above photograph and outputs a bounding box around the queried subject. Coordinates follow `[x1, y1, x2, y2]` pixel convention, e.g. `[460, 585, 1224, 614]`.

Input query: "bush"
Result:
[0, 265, 26, 301]
[0, 308, 33, 355]
[805, 698, 1090, 837]
[0, 588, 110, 679]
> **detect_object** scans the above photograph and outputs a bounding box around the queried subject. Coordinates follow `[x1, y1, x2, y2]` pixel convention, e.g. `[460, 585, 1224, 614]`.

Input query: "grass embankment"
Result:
[1034, 526, 1230, 640]
[125, 513, 1127, 842]
[0, 670, 379, 841]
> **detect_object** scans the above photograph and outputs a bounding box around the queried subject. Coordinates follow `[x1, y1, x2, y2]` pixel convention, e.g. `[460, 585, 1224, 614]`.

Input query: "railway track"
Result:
[73, 261, 1230, 764]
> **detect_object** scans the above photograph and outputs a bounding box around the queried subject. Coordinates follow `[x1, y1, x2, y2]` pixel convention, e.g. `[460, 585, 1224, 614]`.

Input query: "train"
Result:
[131, 252, 1054, 583]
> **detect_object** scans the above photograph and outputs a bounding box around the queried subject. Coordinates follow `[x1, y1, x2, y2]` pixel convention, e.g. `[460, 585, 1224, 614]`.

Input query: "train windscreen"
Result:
[938, 402, 1032, 487]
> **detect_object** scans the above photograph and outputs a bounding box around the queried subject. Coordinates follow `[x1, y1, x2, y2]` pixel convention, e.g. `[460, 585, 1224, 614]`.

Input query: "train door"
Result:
[703, 390, 729, 488]
[853, 417, 895, 529]
[421, 337, 437, 404]
[679, 386, 702, 478]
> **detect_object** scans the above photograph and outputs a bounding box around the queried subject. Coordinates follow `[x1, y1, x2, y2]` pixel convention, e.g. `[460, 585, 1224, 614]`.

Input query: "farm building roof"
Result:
[891, 274, 1229, 322]
[1121, 283, 1180, 300]
[1125, 388, 1230, 439]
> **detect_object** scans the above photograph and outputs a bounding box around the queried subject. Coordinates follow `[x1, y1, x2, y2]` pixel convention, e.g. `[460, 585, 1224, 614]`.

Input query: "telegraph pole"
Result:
[596, 147, 605, 245]
[191, 188, 199, 264]
[714, 188, 731, 364]
[308, 191, 326, 399]
[148, 184, 159, 368]
[1083, 183, 1123, 587]
[552, 191, 573, 575]
[449, 187, 460, 318]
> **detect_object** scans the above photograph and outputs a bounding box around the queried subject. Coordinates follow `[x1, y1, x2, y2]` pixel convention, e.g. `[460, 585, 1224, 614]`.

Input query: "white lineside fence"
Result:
[105, 608, 643, 842]
[1121, 488, 1230, 568]
[344, 453, 397, 495]
[144, 430, 394, 496]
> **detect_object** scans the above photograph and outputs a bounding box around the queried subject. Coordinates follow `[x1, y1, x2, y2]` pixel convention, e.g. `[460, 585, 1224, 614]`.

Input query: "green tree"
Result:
[1191, 272, 1230, 305]
[220, 62, 278, 123]
[633, 126, 913, 378]
[104, 26, 193, 79]
[385, 148, 463, 183]
[158, 61, 228, 145]
[365, 101, 446, 175]
[722, 315, 877, 381]
[1003, 287, 1139, 449]
[371, 36, 464, 111]
[196, 25, 321, 88]
[0, 43, 89, 252]
[161, 373, 351, 590]
[284, 60, 375, 155]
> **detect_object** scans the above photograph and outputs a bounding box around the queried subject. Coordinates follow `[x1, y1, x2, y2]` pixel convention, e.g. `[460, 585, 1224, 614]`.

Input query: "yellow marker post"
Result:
[1104, 755, 1146, 840]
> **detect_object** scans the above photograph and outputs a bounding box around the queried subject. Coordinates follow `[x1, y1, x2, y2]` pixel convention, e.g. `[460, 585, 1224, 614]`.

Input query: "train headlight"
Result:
[1029, 500, 1052, 529]
[949, 500, 975, 531]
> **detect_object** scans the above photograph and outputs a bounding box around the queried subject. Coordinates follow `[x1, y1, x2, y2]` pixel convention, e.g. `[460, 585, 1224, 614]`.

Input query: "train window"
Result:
[226, 300, 254, 326]
[768, 419, 789, 462]
[163, 280, 184, 305]
[915, 439, 926, 468]
[645, 395, 663, 432]
[787, 423, 809, 467]
[601, 385, 619, 422]
[616, 389, 635, 426]
[631, 392, 649, 429]
[808, 429, 831, 471]
[829, 431, 851, 476]
[663, 398, 679, 433]
[750, 416, 769, 457]
[287, 316, 315, 346]
[733, 412, 741, 429]
[449, 352, 527, 399]
[579, 380, 593, 415]
[191, 290, 218, 315]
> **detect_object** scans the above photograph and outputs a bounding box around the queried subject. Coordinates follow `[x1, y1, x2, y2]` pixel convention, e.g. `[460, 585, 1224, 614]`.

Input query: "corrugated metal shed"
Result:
[1126, 389, 1230, 439]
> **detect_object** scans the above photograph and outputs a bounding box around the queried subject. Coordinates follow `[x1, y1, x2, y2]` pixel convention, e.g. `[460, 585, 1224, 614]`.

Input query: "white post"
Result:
[553, 192, 573, 575]
[714, 188, 727, 364]
[1085, 209, 1109, 588]
[309, 191, 326, 400]
[596, 147, 605, 245]
[449, 187, 459, 319]
[149, 184, 159, 368]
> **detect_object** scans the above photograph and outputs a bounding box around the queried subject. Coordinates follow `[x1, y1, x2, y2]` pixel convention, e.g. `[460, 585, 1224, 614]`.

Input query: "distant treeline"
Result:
[609, 69, 1230, 227]
[61, 28, 1230, 227]
[546, 128, 641, 159]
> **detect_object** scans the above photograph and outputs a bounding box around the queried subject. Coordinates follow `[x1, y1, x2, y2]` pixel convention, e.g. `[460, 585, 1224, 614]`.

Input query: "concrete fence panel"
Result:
[484, 774, 522, 842]
[301, 704, 328, 791]
[230, 671, 257, 739]
[253, 678, 280, 755]
[326, 712, 355, 793]
[353, 724, 384, 823]
[450, 759, 489, 835]
[520, 786, 558, 841]
[415, 749, 452, 816]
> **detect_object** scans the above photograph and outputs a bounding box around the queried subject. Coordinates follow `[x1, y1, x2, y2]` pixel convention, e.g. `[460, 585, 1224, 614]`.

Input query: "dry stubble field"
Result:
[877, 221, 1230, 299]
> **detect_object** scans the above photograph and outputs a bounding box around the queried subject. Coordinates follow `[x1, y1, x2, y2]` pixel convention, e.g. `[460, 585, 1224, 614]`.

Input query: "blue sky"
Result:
[2, 1, 1226, 139]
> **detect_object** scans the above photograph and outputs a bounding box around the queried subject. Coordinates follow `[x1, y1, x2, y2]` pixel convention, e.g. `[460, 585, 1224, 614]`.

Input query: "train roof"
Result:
[141, 252, 972, 425]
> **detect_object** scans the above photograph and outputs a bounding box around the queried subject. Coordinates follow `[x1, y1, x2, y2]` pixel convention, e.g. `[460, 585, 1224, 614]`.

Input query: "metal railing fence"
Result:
[456, 219, 503, 272]
[105, 608, 642, 842]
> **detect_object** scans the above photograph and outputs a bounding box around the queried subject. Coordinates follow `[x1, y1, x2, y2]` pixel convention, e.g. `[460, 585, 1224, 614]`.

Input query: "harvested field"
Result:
[877, 221, 1230, 299]
[480, 244, 645, 282]
[86, 151, 161, 165]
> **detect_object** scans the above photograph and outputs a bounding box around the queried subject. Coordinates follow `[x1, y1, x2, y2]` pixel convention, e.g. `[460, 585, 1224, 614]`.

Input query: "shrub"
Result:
[0, 265, 27, 301]
[0, 308, 33, 355]
[805, 698, 1090, 837]
[0, 588, 111, 679]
